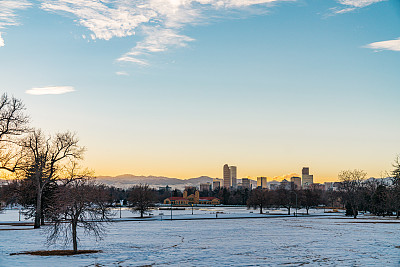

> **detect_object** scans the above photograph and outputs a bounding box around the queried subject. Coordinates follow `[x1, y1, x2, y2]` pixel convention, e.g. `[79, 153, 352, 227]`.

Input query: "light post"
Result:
[170, 190, 173, 220]
[291, 191, 298, 217]
[119, 200, 123, 219]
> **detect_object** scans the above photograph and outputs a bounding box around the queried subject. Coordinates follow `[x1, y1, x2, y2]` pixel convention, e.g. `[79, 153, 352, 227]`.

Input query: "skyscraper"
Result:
[223, 164, 231, 188]
[301, 167, 314, 188]
[257, 177, 267, 189]
[230, 166, 237, 188]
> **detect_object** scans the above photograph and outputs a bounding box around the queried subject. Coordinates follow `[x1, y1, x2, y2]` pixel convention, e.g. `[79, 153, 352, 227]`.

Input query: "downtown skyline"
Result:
[0, 0, 399, 181]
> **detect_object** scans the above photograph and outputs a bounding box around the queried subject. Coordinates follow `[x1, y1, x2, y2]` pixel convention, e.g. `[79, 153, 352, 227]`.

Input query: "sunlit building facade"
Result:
[257, 177, 267, 189]
[302, 167, 314, 189]
[223, 164, 231, 188]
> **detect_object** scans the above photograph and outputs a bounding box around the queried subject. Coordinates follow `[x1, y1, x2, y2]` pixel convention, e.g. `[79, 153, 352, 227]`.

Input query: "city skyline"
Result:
[1, 0, 399, 181]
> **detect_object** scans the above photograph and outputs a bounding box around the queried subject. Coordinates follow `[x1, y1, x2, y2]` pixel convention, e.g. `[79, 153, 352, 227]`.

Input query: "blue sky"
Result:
[0, 0, 399, 181]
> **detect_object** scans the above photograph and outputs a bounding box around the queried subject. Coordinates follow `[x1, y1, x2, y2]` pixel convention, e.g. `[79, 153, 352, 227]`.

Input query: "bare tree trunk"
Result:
[72, 221, 78, 253]
[287, 207, 290, 215]
[353, 206, 357, 219]
[141, 210, 144, 218]
[34, 186, 42, 229]
[260, 204, 263, 214]
[306, 207, 309, 215]
[40, 205, 45, 226]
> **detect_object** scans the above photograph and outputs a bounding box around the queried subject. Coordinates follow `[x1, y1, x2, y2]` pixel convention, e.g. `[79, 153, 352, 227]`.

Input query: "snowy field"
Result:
[1, 207, 400, 266]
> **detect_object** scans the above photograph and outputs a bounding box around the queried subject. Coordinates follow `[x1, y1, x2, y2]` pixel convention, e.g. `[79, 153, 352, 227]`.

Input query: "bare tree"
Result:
[339, 169, 367, 218]
[19, 129, 85, 228]
[128, 184, 157, 218]
[299, 189, 321, 215]
[247, 188, 270, 214]
[0, 93, 29, 173]
[275, 188, 296, 215]
[47, 177, 111, 253]
[391, 156, 400, 218]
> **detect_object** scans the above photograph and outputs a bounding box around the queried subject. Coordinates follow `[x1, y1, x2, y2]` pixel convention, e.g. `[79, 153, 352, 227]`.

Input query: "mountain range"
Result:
[96, 174, 221, 190]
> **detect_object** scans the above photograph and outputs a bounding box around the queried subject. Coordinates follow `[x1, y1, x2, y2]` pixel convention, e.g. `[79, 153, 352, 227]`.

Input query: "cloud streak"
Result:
[26, 86, 76, 95]
[0, 0, 32, 47]
[40, 0, 293, 65]
[116, 71, 129, 76]
[365, 38, 400, 52]
[333, 0, 386, 14]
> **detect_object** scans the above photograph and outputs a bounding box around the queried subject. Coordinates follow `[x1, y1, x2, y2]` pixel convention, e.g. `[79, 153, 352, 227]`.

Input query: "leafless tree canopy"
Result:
[0, 93, 29, 173]
[18, 129, 85, 228]
[247, 188, 271, 214]
[47, 178, 111, 253]
[128, 184, 157, 218]
[0, 93, 29, 140]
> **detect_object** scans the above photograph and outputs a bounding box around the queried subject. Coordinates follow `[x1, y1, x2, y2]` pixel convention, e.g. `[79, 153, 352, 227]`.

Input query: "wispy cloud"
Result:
[40, 0, 292, 65]
[333, 0, 386, 14]
[116, 71, 129, 76]
[0, 0, 32, 47]
[26, 86, 76, 95]
[1, 0, 389, 62]
[365, 38, 400, 52]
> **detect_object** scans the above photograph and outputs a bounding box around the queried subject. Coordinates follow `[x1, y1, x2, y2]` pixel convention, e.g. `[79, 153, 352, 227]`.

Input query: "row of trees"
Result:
[339, 165, 400, 218]
[246, 188, 332, 215]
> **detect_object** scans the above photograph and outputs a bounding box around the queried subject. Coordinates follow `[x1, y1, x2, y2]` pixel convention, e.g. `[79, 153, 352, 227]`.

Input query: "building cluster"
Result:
[209, 165, 341, 191]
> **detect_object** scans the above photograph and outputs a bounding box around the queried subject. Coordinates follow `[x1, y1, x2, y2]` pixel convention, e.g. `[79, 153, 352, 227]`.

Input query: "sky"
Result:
[0, 0, 399, 182]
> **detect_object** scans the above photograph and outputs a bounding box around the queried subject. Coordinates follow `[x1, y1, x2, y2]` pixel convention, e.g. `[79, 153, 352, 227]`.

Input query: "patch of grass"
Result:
[10, 250, 101, 256]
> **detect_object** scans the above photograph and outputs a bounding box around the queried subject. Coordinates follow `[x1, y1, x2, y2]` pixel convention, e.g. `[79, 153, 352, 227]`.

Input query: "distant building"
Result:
[164, 190, 220, 205]
[302, 167, 314, 189]
[230, 166, 237, 189]
[223, 164, 231, 188]
[223, 164, 238, 188]
[280, 179, 292, 190]
[291, 177, 301, 190]
[310, 183, 325, 191]
[257, 177, 267, 189]
[241, 178, 251, 189]
[324, 182, 333, 191]
[200, 182, 212, 191]
[213, 180, 221, 190]
[269, 183, 279, 190]
[158, 185, 171, 192]
[333, 182, 342, 191]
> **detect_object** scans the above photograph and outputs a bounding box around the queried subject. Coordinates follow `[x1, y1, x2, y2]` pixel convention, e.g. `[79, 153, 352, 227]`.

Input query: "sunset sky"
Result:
[1, 0, 399, 182]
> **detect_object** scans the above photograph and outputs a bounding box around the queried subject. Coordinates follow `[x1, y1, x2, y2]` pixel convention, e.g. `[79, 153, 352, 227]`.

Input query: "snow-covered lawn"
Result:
[1, 207, 399, 266]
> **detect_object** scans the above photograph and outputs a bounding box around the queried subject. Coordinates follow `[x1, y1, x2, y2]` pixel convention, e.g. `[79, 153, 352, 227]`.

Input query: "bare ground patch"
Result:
[10, 250, 101, 256]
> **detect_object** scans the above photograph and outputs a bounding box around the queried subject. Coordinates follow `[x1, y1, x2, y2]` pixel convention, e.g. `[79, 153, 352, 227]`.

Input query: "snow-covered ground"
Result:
[1, 207, 399, 266]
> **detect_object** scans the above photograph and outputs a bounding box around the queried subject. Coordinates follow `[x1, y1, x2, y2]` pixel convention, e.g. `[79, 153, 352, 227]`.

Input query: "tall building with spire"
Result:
[223, 164, 231, 188]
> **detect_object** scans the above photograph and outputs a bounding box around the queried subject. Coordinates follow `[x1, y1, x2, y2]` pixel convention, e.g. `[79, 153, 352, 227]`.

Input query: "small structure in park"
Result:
[164, 190, 220, 205]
